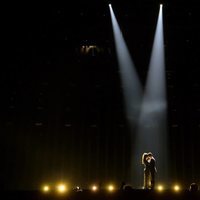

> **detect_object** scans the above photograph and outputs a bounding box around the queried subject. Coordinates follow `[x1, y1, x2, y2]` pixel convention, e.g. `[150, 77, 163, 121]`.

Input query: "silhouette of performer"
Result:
[142, 152, 150, 189]
[142, 152, 157, 189]
[147, 152, 157, 190]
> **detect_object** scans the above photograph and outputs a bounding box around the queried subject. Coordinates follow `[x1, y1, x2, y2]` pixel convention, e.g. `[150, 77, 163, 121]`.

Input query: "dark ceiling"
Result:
[3, 0, 199, 40]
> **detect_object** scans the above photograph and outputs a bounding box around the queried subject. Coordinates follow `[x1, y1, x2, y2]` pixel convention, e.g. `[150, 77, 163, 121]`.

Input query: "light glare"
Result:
[91, 185, 98, 191]
[108, 184, 115, 192]
[157, 185, 164, 192]
[174, 185, 181, 192]
[57, 184, 67, 193]
[42, 185, 50, 192]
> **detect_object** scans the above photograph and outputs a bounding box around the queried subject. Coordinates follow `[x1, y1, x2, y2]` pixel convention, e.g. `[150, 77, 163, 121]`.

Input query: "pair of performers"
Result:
[142, 152, 157, 190]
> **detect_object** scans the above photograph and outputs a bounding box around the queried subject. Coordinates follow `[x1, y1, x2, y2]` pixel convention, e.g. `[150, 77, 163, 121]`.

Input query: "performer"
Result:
[147, 152, 157, 190]
[142, 152, 150, 189]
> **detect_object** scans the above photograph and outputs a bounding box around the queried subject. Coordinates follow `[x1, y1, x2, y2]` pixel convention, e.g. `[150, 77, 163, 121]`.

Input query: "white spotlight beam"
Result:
[145, 4, 165, 102]
[109, 4, 143, 184]
[134, 5, 168, 187]
[109, 4, 142, 125]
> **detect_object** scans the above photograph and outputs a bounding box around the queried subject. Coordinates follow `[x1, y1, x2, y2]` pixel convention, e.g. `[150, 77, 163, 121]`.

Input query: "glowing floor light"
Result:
[173, 184, 181, 192]
[91, 185, 98, 191]
[157, 184, 164, 192]
[56, 183, 67, 193]
[107, 184, 115, 192]
[42, 185, 50, 193]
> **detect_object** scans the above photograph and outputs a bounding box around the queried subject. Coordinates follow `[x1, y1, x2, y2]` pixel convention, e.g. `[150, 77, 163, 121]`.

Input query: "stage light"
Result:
[157, 184, 164, 192]
[56, 183, 67, 193]
[42, 185, 50, 193]
[134, 1, 168, 187]
[109, 2, 143, 186]
[160, 4, 163, 8]
[107, 184, 115, 192]
[91, 185, 98, 191]
[173, 184, 181, 192]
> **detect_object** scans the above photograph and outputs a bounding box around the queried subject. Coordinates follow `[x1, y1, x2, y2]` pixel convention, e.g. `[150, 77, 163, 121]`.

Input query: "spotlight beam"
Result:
[109, 4, 143, 183]
[109, 4, 142, 124]
[134, 4, 168, 187]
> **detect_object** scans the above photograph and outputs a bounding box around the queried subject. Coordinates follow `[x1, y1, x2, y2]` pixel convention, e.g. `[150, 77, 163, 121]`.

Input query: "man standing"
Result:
[147, 152, 157, 190]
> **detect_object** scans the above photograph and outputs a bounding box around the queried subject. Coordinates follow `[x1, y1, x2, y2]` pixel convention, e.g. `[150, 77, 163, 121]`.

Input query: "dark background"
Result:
[1, 0, 200, 190]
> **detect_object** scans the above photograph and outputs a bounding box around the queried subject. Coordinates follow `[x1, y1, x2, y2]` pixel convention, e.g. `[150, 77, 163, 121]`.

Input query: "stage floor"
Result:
[2, 189, 200, 200]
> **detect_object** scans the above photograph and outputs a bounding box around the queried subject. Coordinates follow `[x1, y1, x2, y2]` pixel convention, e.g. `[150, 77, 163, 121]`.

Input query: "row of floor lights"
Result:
[42, 184, 116, 193]
[42, 183, 182, 193]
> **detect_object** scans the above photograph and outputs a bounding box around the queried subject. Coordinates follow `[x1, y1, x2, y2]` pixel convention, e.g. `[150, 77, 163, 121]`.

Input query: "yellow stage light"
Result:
[173, 184, 181, 192]
[107, 184, 115, 192]
[91, 185, 98, 191]
[42, 185, 50, 192]
[157, 185, 164, 192]
[57, 183, 67, 193]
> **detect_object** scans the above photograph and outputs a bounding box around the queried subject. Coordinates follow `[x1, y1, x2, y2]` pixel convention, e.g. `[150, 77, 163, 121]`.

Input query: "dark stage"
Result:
[2, 189, 200, 200]
[1, 0, 200, 192]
